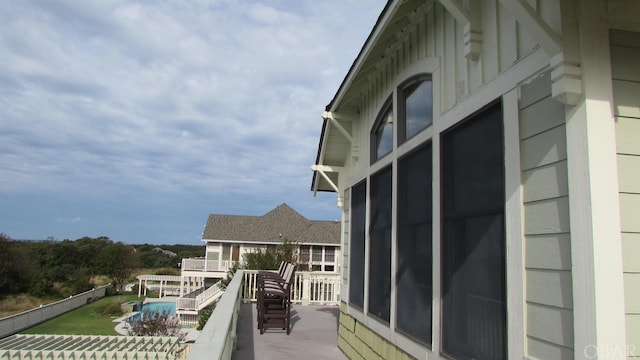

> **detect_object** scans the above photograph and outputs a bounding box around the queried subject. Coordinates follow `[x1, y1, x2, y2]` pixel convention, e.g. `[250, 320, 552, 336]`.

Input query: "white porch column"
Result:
[566, 0, 626, 358]
[137, 278, 142, 298]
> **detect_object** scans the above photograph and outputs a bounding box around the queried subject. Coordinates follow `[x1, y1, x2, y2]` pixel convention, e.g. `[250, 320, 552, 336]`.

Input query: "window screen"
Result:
[369, 166, 392, 323]
[397, 143, 433, 343]
[349, 181, 367, 309]
[441, 102, 506, 360]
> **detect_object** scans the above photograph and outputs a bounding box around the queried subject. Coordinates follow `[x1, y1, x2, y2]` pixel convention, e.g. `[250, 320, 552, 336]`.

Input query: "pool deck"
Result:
[231, 303, 347, 360]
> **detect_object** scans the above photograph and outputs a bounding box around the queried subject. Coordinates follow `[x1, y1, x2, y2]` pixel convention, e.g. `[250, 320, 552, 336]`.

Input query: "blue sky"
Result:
[0, 0, 384, 245]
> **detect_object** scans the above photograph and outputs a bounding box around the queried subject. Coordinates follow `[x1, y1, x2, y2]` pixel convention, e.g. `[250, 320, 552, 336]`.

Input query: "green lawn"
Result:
[20, 294, 143, 336]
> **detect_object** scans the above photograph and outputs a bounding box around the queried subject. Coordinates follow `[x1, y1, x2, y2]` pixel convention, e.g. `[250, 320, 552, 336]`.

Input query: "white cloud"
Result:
[0, 0, 385, 242]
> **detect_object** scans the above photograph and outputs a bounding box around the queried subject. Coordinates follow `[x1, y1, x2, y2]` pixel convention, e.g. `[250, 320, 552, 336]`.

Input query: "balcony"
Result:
[181, 258, 234, 273]
[187, 270, 345, 360]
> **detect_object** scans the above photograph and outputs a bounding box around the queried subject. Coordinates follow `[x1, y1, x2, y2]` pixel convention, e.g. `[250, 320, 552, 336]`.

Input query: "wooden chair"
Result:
[257, 262, 295, 334]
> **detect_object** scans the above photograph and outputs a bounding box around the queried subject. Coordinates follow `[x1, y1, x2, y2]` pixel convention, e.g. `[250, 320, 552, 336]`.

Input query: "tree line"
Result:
[0, 233, 203, 299]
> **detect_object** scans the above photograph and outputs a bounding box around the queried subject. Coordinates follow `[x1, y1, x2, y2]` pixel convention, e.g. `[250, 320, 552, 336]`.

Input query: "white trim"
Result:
[503, 88, 526, 359]
[567, 1, 626, 355]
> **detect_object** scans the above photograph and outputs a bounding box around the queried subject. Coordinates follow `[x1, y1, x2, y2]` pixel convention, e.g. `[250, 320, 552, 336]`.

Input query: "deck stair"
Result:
[176, 280, 224, 315]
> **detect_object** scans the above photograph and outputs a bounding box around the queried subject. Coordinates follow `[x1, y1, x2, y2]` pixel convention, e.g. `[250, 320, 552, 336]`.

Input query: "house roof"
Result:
[202, 203, 340, 245]
[312, 0, 424, 192]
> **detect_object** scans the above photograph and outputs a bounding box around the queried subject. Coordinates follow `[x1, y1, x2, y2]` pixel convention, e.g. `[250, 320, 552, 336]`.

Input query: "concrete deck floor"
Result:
[232, 303, 348, 360]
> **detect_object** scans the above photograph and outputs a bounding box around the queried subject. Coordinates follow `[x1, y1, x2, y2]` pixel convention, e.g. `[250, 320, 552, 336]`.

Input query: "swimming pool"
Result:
[129, 301, 176, 322]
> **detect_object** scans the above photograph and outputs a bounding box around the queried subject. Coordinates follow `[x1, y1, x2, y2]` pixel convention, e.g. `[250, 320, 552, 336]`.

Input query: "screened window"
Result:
[349, 181, 367, 309]
[325, 247, 335, 262]
[441, 102, 506, 360]
[372, 100, 393, 162]
[299, 245, 310, 263]
[312, 246, 323, 262]
[400, 77, 433, 142]
[369, 166, 392, 323]
[397, 143, 433, 343]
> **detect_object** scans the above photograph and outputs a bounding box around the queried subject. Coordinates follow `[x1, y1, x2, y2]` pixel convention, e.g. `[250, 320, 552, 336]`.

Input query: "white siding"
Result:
[519, 71, 574, 358]
[611, 29, 640, 359]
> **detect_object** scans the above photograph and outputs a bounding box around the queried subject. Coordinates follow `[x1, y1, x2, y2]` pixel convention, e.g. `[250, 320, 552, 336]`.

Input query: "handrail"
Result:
[242, 270, 340, 305]
[187, 270, 244, 360]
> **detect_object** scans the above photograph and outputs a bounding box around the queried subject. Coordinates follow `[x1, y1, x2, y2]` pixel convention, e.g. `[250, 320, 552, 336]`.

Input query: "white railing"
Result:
[187, 270, 244, 360]
[176, 298, 197, 311]
[196, 282, 224, 308]
[242, 270, 340, 305]
[177, 281, 223, 313]
[182, 259, 234, 272]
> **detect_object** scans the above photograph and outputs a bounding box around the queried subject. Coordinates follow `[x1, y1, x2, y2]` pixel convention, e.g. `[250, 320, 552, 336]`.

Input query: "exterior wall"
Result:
[328, 1, 636, 359]
[519, 71, 574, 358]
[611, 29, 640, 359]
[338, 302, 412, 360]
[336, 1, 559, 359]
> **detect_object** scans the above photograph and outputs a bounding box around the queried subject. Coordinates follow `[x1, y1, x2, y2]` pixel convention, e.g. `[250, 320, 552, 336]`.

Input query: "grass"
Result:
[20, 294, 143, 336]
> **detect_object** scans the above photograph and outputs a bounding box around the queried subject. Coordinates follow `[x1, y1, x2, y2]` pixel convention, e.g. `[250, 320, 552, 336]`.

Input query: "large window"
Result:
[349, 181, 367, 309]
[441, 102, 506, 360]
[369, 166, 392, 323]
[397, 143, 433, 343]
[400, 77, 433, 142]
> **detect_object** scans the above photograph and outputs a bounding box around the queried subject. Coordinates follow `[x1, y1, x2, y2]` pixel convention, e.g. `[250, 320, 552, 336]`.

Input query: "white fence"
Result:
[0, 285, 110, 338]
[242, 270, 340, 305]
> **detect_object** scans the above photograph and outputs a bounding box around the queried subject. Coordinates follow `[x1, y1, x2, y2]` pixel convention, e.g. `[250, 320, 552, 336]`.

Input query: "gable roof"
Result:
[202, 203, 340, 245]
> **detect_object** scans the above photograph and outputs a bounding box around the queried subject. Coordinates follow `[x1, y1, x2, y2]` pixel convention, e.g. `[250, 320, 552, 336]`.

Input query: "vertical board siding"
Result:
[343, 189, 351, 286]
[611, 30, 640, 358]
[519, 71, 574, 357]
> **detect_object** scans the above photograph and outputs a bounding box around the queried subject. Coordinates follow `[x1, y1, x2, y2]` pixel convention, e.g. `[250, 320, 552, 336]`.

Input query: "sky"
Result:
[0, 0, 384, 245]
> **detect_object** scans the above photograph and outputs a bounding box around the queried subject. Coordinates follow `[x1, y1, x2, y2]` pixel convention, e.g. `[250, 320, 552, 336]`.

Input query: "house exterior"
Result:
[180, 203, 341, 281]
[311, 1, 639, 359]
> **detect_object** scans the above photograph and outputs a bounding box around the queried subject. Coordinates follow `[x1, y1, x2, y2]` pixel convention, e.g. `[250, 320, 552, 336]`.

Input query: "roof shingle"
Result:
[202, 203, 340, 245]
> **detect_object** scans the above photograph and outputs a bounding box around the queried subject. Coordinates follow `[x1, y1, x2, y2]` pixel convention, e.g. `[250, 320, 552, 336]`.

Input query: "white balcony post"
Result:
[302, 272, 311, 305]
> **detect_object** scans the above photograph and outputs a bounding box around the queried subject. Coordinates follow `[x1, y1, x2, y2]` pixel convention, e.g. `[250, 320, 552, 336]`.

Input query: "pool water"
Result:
[129, 302, 176, 322]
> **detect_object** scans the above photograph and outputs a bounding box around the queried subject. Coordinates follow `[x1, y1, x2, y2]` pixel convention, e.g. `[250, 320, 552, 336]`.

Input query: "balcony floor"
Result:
[232, 303, 348, 360]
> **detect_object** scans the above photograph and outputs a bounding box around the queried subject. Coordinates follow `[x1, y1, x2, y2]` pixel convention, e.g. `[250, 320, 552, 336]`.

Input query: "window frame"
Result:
[398, 75, 433, 144]
[370, 98, 394, 163]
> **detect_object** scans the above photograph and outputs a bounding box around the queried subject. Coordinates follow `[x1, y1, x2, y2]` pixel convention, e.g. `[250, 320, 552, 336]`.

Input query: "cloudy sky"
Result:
[0, 0, 383, 244]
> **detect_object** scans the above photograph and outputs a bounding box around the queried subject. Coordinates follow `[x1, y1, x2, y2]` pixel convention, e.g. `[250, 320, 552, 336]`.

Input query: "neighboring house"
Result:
[176, 203, 340, 322]
[312, 1, 638, 360]
[180, 203, 341, 281]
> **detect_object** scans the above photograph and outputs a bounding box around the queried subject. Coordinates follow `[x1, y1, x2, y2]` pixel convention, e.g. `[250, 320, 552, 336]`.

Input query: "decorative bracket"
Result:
[322, 111, 353, 143]
[437, 0, 482, 61]
[499, 0, 583, 105]
[311, 165, 343, 193]
[551, 52, 582, 105]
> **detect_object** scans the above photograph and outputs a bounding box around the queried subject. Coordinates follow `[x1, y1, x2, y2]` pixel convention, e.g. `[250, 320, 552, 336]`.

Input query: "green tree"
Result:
[97, 241, 139, 291]
[242, 238, 298, 270]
